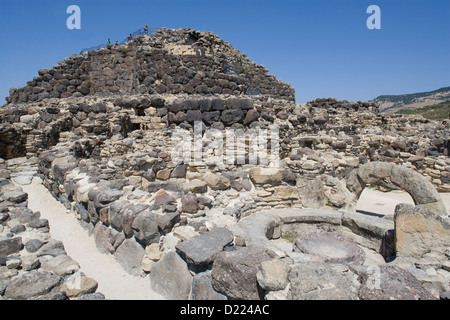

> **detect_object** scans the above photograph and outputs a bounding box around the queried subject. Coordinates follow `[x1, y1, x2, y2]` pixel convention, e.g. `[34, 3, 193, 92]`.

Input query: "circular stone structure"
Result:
[293, 230, 365, 265]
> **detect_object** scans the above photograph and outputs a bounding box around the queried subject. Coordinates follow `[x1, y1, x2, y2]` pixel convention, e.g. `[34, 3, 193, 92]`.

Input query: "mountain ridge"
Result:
[372, 86, 450, 113]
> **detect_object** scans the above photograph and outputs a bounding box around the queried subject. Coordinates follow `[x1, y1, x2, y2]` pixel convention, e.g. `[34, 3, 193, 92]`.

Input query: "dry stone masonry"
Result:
[0, 157, 104, 300]
[1, 28, 449, 300]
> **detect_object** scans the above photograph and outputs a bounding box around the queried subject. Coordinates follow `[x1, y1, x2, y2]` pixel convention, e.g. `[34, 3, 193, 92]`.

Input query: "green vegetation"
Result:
[282, 230, 298, 243]
[376, 86, 450, 104]
[396, 100, 450, 120]
[377, 86, 450, 112]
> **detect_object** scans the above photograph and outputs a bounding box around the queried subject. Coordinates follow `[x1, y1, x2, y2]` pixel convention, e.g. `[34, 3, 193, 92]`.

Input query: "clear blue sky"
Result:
[0, 0, 449, 104]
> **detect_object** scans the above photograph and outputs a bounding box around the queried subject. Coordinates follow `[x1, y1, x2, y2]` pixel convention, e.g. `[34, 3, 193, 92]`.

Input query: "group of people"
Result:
[106, 25, 149, 47]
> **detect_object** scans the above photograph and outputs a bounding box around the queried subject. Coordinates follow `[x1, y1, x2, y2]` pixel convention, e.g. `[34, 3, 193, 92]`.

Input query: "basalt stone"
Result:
[176, 228, 234, 267]
[92, 188, 123, 209]
[156, 210, 180, 233]
[288, 262, 359, 300]
[131, 210, 160, 246]
[120, 204, 149, 237]
[227, 98, 253, 110]
[10, 224, 26, 234]
[154, 190, 176, 206]
[170, 164, 187, 179]
[191, 270, 228, 300]
[91, 102, 107, 113]
[211, 246, 277, 300]
[24, 239, 44, 253]
[0, 237, 23, 256]
[243, 109, 260, 125]
[36, 239, 66, 257]
[202, 111, 221, 125]
[181, 192, 199, 214]
[211, 121, 225, 130]
[199, 99, 212, 112]
[260, 111, 274, 122]
[150, 251, 193, 300]
[147, 181, 182, 194]
[221, 109, 244, 126]
[151, 97, 165, 107]
[180, 99, 199, 111]
[41, 254, 80, 276]
[27, 219, 49, 229]
[211, 99, 226, 111]
[358, 265, 436, 300]
[4, 270, 62, 300]
[186, 110, 203, 124]
[53, 162, 78, 184]
[2, 190, 28, 203]
[114, 237, 145, 276]
[195, 85, 209, 94]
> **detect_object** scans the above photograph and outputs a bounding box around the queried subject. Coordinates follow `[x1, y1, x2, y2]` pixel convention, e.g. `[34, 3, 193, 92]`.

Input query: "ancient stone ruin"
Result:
[1, 28, 449, 300]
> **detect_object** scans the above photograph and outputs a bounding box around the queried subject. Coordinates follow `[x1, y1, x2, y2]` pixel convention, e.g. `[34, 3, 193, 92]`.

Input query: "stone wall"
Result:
[0, 158, 104, 300]
[5, 28, 295, 105]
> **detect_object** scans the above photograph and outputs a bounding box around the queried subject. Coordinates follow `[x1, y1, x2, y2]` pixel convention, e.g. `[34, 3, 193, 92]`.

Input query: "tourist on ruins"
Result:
[115, 40, 119, 46]
[144, 24, 149, 35]
[106, 38, 111, 45]
[127, 34, 133, 42]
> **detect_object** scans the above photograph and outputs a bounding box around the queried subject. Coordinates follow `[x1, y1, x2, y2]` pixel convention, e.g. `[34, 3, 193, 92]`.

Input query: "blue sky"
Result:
[0, 0, 449, 104]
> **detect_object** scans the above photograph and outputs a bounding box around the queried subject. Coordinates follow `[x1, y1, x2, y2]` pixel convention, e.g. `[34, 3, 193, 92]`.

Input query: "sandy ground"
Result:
[21, 177, 164, 300]
[356, 188, 450, 217]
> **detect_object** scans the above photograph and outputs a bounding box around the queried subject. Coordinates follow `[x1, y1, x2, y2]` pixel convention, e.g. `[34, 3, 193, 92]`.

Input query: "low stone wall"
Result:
[0, 159, 104, 300]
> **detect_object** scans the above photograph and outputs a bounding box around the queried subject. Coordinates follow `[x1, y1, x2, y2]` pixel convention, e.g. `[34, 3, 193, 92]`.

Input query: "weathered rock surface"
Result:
[4, 271, 62, 300]
[211, 246, 278, 300]
[176, 227, 234, 266]
[190, 270, 227, 300]
[358, 265, 437, 300]
[293, 230, 366, 265]
[150, 251, 192, 300]
[288, 263, 359, 300]
[113, 238, 145, 276]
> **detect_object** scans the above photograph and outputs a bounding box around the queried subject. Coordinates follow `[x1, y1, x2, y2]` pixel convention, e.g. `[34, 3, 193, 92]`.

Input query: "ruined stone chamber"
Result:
[1, 28, 449, 300]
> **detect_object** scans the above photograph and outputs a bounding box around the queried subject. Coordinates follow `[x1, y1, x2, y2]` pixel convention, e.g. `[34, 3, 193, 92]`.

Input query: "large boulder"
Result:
[288, 262, 359, 300]
[296, 177, 326, 209]
[113, 238, 145, 276]
[41, 255, 80, 276]
[358, 265, 437, 300]
[176, 228, 234, 267]
[249, 167, 283, 185]
[394, 203, 450, 258]
[211, 246, 278, 300]
[150, 251, 193, 300]
[256, 259, 291, 291]
[190, 270, 228, 300]
[131, 210, 160, 246]
[0, 237, 23, 256]
[221, 109, 245, 126]
[93, 222, 115, 254]
[4, 270, 62, 300]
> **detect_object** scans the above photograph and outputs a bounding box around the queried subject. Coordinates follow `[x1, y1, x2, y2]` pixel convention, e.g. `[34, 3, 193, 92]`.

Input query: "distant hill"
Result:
[395, 100, 450, 120]
[373, 86, 450, 113]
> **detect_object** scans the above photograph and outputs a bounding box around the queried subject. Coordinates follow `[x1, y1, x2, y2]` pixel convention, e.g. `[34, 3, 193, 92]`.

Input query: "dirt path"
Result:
[21, 177, 164, 300]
